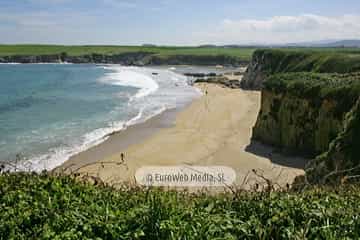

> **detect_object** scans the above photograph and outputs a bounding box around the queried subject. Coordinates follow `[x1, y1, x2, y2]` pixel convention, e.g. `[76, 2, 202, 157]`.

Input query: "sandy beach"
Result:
[60, 83, 306, 189]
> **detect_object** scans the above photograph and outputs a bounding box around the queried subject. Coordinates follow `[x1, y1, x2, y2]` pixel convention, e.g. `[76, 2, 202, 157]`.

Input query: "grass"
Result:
[253, 48, 360, 74]
[264, 72, 360, 100]
[1, 172, 360, 239]
[0, 45, 256, 59]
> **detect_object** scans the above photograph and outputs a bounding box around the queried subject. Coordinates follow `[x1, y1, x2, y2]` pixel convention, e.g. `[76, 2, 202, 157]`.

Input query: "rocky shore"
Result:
[192, 71, 245, 88]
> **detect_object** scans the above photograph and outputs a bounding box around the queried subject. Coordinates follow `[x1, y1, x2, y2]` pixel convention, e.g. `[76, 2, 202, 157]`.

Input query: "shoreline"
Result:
[58, 66, 203, 172]
[59, 106, 187, 172]
[2, 64, 203, 172]
[59, 83, 307, 189]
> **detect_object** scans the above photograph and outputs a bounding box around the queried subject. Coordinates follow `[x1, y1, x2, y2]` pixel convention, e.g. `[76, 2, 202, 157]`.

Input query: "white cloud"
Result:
[200, 14, 360, 44]
[1, 12, 359, 45]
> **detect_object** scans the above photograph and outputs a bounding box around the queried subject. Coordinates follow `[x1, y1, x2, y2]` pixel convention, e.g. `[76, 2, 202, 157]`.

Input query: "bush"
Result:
[1, 173, 360, 239]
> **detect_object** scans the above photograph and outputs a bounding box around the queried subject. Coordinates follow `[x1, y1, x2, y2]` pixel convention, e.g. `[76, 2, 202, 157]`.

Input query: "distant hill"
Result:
[279, 39, 360, 48]
[216, 40, 360, 48]
[322, 40, 360, 48]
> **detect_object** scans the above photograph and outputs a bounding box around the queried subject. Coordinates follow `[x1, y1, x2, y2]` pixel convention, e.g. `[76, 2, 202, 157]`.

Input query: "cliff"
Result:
[0, 51, 248, 66]
[0, 52, 154, 65]
[306, 97, 360, 183]
[253, 72, 360, 157]
[244, 49, 360, 183]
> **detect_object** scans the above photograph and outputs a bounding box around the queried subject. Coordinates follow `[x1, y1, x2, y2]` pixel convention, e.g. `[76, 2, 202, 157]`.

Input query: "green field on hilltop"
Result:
[0, 45, 256, 59]
[1, 45, 360, 62]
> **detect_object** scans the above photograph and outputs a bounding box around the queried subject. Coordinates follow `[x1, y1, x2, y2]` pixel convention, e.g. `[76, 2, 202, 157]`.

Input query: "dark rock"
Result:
[194, 76, 241, 89]
[184, 72, 217, 78]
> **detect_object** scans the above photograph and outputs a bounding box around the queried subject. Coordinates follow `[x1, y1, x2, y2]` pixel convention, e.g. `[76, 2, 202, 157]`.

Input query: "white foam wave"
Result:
[24, 105, 170, 172]
[101, 66, 159, 100]
[13, 66, 200, 172]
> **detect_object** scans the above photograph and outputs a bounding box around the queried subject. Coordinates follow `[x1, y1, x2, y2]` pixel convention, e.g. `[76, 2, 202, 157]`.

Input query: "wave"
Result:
[101, 66, 159, 100]
[9, 65, 200, 172]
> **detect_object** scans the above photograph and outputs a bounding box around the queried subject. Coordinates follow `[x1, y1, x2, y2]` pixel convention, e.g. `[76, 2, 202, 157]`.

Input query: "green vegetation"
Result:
[0, 45, 255, 59]
[264, 72, 360, 101]
[1, 173, 360, 239]
[241, 48, 360, 90]
[254, 48, 360, 75]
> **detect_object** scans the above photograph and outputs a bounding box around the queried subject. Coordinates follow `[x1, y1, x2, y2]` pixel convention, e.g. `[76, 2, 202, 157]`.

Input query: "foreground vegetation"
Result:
[1, 172, 360, 239]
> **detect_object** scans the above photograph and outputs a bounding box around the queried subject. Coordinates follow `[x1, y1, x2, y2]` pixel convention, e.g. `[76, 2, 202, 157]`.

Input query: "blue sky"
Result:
[1, 0, 360, 45]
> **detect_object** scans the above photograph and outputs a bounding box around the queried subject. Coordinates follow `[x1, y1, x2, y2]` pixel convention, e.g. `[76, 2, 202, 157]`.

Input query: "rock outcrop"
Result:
[240, 51, 267, 90]
[194, 76, 242, 89]
[147, 54, 247, 66]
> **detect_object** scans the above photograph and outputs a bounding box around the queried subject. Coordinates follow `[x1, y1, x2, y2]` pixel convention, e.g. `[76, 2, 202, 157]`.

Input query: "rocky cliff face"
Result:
[147, 54, 247, 66]
[0, 54, 62, 63]
[243, 49, 360, 183]
[0, 52, 247, 66]
[253, 89, 350, 157]
[0, 52, 154, 65]
[240, 50, 268, 90]
[306, 97, 360, 183]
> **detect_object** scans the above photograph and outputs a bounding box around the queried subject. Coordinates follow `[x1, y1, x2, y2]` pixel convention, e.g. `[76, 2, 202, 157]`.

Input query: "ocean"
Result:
[0, 64, 202, 171]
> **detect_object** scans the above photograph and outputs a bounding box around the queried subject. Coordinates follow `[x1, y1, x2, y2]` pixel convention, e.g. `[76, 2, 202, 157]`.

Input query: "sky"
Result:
[1, 0, 360, 45]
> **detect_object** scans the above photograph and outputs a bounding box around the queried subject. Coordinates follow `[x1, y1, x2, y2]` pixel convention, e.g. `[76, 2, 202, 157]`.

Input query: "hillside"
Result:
[1, 172, 360, 239]
[323, 40, 360, 48]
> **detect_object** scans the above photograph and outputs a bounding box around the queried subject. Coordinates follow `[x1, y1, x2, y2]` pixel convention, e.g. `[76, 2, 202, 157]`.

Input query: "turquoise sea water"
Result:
[0, 64, 200, 170]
